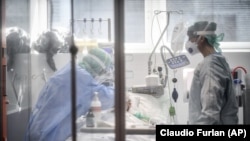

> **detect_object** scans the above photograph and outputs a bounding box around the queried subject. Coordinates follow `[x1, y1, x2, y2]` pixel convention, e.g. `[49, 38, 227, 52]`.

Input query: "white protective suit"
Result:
[188, 53, 238, 124]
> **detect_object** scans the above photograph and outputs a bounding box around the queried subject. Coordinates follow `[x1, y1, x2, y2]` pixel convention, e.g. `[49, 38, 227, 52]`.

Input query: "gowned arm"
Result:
[197, 74, 225, 124]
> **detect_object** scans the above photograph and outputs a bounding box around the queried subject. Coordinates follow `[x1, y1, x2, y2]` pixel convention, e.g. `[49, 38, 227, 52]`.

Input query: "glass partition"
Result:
[5, 0, 31, 141]
[3, 0, 250, 141]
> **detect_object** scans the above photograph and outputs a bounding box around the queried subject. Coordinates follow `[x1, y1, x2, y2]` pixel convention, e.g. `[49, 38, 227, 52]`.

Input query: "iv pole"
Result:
[148, 10, 183, 75]
[69, 0, 78, 141]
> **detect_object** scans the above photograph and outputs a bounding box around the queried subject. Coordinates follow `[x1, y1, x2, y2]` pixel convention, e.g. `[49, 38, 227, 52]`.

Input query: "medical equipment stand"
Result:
[148, 10, 183, 75]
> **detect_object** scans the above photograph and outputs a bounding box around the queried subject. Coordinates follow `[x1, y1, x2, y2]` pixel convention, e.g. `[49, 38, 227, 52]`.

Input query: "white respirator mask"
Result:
[185, 33, 204, 55]
[185, 22, 213, 56]
[185, 40, 199, 55]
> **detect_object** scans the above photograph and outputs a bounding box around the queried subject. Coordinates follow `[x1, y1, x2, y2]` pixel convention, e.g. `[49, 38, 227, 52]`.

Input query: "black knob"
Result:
[172, 78, 177, 83]
[158, 66, 162, 72]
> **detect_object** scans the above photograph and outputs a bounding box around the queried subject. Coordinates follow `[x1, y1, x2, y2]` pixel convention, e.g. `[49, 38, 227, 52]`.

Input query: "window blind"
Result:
[166, 0, 250, 42]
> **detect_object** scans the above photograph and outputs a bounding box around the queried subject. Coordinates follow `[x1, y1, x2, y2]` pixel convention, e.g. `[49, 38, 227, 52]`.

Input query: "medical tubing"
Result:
[151, 11, 166, 48]
[160, 45, 175, 88]
[232, 66, 247, 77]
[150, 15, 160, 71]
[148, 12, 170, 75]
[150, 14, 157, 46]
[166, 74, 176, 123]
[156, 15, 166, 46]
[148, 10, 183, 75]
[160, 46, 168, 88]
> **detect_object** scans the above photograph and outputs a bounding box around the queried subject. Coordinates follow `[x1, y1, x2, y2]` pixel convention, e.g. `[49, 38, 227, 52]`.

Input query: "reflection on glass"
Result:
[6, 27, 31, 113]
[3, 0, 250, 141]
[5, 27, 31, 140]
[26, 47, 115, 141]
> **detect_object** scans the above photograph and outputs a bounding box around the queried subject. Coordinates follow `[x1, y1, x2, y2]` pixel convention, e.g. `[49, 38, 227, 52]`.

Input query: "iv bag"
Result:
[171, 22, 188, 54]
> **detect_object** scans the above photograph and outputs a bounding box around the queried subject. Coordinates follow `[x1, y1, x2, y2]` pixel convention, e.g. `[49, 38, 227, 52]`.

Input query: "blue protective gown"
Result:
[25, 62, 114, 141]
[188, 53, 238, 124]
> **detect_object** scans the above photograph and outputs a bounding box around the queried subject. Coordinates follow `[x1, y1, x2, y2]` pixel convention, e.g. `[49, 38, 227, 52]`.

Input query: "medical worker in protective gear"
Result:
[185, 21, 238, 124]
[25, 47, 114, 141]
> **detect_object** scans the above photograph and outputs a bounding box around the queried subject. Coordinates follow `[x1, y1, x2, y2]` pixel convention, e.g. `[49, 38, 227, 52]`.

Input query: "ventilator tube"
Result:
[91, 92, 102, 123]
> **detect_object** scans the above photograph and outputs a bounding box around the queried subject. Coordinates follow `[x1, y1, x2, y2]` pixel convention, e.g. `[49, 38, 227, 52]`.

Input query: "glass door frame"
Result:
[0, 0, 7, 140]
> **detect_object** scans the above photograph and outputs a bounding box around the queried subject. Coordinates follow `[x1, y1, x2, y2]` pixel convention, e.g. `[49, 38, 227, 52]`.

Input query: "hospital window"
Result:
[166, 0, 250, 42]
[2, 0, 250, 141]
[50, 0, 145, 43]
[49, 0, 250, 53]
[5, 0, 30, 32]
